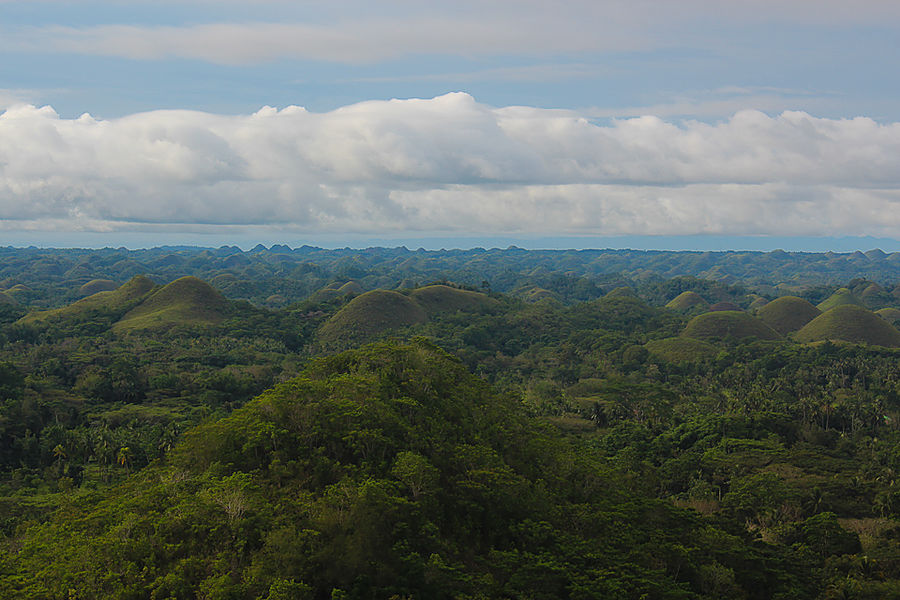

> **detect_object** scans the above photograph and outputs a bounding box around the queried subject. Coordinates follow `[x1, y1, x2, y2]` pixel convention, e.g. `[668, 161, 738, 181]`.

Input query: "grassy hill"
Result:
[318, 289, 427, 347]
[708, 301, 741, 312]
[756, 296, 821, 335]
[645, 336, 719, 362]
[665, 291, 709, 311]
[795, 305, 900, 347]
[876, 307, 900, 326]
[409, 284, 499, 315]
[682, 311, 782, 342]
[112, 276, 228, 332]
[518, 286, 560, 303]
[604, 286, 637, 299]
[19, 275, 156, 326]
[748, 296, 769, 311]
[817, 288, 863, 312]
[77, 279, 118, 297]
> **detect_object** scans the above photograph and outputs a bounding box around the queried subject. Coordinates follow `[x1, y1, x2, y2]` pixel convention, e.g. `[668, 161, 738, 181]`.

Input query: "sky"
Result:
[1, 0, 900, 250]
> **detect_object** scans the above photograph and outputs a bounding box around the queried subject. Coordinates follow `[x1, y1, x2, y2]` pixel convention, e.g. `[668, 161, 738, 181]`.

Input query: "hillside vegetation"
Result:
[1, 341, 820, 599]
[6, 256, 900, 597]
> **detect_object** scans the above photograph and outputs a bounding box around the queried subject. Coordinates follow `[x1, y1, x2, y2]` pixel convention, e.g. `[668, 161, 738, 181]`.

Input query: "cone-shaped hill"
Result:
[308, 280, 364, 303]
[3, 340, 760, 598]
[756, 296, 821, 335]
[645, 336, 719, 362]
[77, 278, 118, 297]
[682, 311, 781, 342]
[665, 291, 709, 311]
[18, 275, 156, 326]
[520, 286, 559, 303]
[409, 284, 499, 314]
[318, 289, 427, 348]
[748, 296, 769, 311]
[817, 288, 863, 312]
[708, 301, 741, 312]
[876, 307, 900, 326]
[112, 276, 228, 332]
[795, 305, 900, 347]
[604, 286, 637, 299]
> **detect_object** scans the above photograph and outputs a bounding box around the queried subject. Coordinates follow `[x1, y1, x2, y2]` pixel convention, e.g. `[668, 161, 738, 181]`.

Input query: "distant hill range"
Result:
[3, 245, 900, 309]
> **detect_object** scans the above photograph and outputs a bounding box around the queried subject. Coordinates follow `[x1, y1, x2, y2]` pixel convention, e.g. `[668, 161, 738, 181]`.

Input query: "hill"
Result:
[817, 288, 863, 312]
[112, 276, 228, 332]
[876, 307, 900, 326]
[409, 284, 499, 314]
[18, 275, 156, 326]
[2, 340, 787, 599]
[748, 296, 769, 311]
[645, 336, 719, 362]
[682, 311, 782, 342]
[604, 286, 637, 299]
[77, 279, 118, 297]
[708, 301, 741, 312]
[318, 289, 427, 347]
[756, 296, 821, 335]
[795, 305, 900, 347]
[665, 291, 709, 311]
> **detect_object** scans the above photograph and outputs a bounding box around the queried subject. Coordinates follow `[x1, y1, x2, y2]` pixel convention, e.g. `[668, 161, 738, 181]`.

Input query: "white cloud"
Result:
[1, 93, 899, 237]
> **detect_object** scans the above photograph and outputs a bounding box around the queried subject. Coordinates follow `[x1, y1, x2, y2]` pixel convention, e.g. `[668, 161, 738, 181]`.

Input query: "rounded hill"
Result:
[682, 311, 781, 342]
[817, 288, 863, 312]
[78, 279, 118, 297]
[708, 301, 741, 312]
[795, 305, 900, 348]
[665, 291, 709, 311]
[876, 307, 900, 326]
[605, 286, 637, 299]
[318, 289, 427, 347]
[409, 284, 498, 314]
[748, 296, 769, 311]
[113, 276, 228, 332]
[645, 337, 719, 362]
[756, 296, 821, 335]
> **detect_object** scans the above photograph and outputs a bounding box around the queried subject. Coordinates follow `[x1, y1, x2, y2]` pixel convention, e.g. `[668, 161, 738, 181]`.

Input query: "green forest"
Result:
[3, 245, 900, 598]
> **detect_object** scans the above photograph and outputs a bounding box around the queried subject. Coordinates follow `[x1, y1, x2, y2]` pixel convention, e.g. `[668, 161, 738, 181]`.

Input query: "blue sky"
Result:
[1, 0, 900, 250]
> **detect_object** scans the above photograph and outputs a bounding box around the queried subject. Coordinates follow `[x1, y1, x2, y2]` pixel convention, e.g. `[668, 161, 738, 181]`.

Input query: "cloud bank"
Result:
[1, 92, 899, 237]
[7, 1, 900, 66]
